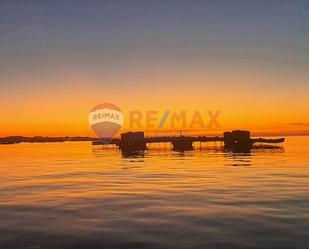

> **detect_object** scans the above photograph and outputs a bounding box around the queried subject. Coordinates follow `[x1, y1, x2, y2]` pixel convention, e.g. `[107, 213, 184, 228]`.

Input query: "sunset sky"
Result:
[0, 0, 309, 136]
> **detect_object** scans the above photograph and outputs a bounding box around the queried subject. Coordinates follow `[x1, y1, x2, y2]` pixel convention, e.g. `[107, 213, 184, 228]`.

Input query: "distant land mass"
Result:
[0, 130, 308, 145]
[0, 136, 95, 144]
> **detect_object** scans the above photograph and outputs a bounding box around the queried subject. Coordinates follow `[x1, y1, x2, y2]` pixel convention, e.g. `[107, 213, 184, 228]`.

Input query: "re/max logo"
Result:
[128, 110, 221, 129]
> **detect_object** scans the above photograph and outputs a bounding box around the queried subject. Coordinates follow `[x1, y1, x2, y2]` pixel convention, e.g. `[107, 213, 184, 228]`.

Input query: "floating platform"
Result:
[93, 130, 285, 153]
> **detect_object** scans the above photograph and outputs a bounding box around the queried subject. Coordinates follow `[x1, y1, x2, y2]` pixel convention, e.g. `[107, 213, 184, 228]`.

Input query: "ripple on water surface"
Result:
[0, 137, 309, 249]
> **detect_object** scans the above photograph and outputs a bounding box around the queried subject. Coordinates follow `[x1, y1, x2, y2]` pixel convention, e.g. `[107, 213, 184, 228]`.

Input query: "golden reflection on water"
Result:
[0, 137, 309, 249]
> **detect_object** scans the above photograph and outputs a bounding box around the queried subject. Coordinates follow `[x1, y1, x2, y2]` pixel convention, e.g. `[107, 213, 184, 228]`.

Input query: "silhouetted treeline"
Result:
[0, 136, 95, 144]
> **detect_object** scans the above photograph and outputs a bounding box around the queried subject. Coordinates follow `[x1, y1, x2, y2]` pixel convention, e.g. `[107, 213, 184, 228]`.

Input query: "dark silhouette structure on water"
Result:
[224, 130, 252, 152]
[120, 131, 147, 151]
[93, 130, 285, 153]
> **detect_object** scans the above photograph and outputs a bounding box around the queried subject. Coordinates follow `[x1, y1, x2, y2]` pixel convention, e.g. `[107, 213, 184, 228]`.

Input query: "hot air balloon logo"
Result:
[89, 103, 123, 143]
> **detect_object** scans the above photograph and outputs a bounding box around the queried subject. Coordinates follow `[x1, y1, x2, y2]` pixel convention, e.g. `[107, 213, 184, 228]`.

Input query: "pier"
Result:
[93, 130, 285, 153]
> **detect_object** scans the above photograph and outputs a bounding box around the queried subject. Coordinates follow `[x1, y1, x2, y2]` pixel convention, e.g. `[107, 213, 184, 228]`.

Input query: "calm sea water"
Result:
[0, 137, 309, 249]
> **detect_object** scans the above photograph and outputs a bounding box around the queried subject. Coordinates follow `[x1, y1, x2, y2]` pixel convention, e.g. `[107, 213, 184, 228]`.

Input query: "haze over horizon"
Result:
[1, 0, 308, 137]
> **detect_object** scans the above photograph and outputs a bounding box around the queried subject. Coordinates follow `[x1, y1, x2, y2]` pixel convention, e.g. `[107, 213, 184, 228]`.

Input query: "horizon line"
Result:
[1, 130, 309, 139]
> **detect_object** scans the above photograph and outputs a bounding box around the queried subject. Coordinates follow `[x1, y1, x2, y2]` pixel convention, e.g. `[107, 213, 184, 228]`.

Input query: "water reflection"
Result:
[90, 144, 287, 171]
[121, 150, 145, 159]
[1, 138, 308, 249]
[223, 152, 252, 167]
[92, 144, 285, 166]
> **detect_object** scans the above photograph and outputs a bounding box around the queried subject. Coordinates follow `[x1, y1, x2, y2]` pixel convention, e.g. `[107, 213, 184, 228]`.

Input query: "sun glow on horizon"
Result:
[0, 1, 308, 137]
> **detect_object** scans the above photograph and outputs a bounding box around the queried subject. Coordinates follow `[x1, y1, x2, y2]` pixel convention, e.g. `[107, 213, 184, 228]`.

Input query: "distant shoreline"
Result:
[0, 136, 95, 145]
[0, 133, 308, 145]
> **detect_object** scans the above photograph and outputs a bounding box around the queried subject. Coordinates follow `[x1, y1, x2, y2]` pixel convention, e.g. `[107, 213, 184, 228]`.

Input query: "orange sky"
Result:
[1, 69, 308, 137]
[1, 1, 308, 137]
